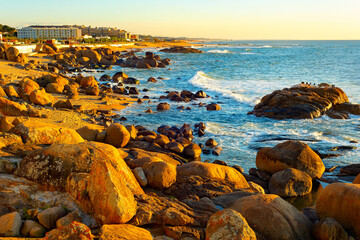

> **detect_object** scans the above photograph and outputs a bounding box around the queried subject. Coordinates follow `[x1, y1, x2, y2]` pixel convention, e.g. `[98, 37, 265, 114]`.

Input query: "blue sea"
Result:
[91, 40, 360, 178]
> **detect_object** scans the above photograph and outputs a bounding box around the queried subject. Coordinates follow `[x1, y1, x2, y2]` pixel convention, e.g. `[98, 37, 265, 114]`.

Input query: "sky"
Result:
[1, 0, 360, 40]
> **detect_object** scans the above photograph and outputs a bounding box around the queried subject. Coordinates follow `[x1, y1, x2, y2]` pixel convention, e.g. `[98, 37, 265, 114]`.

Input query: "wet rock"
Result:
[148, 77, 157, 83]
[269, 168, 312, 197]
[205, 138, 218, 147]
[206, 103, 221, 111]
[177, 162, 250, 189]
[112, 72, 129, 82]
[340, 163, 360, 176]
[43, 221, 92, 240]
[195, 90, 206, 98]
[37, 206, 67, 229]
[157, 102, 170, 111]
[313, 218, 348, 240]
[316, 183, 360, 238]
[256, 140, 325, 179]
[183, 143, 202, 158]
[99, 224, 152, 240]
[10, 120, 84, 145]
[230, 194, 313, 240]
[129, 87, 139, 95]
[0, 212, 22, 237]
[205, 209, 256, 240]
[249, 84, 349, 119]
[104, 123, 130, 148]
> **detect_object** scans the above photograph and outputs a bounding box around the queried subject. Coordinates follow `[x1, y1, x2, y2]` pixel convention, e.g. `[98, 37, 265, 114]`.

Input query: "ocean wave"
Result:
[207, 49, 231, 54]
[188, 71, 250, 103]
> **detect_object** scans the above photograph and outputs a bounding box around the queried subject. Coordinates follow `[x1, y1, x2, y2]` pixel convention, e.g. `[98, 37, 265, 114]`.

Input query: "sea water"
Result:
[91, 40, 360, 178]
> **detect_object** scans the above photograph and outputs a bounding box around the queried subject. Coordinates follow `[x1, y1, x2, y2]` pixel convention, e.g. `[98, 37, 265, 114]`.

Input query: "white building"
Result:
[0, 32, 2, 41]
[18, 26, 81, 40]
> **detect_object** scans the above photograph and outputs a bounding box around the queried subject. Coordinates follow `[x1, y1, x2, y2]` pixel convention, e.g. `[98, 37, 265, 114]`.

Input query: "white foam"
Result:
[188, 71, 250, 103]
[207, 49, 231, 54]
[258, 45, 273, 48]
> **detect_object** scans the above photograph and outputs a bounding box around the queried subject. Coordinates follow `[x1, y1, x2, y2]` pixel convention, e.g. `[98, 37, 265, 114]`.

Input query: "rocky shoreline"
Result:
[0, 43, 360, 239]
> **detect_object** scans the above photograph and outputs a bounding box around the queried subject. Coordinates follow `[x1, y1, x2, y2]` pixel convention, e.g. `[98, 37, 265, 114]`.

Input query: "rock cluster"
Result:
[160, 46, 204, 53]
[249, 83, 360, 119]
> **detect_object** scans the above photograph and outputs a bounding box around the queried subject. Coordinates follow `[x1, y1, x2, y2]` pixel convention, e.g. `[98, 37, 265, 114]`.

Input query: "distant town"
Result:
[0, 24, 177, 44]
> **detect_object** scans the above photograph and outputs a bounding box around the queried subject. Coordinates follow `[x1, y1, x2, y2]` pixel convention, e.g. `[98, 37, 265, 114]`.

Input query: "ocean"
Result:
[92, 40, 360, 179]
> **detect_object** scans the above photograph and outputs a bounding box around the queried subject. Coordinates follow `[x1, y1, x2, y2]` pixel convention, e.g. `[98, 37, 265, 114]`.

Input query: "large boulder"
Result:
[18, 78, 39, 99]
[5, 47, 20, 62]
[177, 161, 250, 189]
[256, 140, 325, 179]
[29, 88, 55, 106]
[249, 84, 349, 119]
[10, 121, 84, 145]
[104, 123, 130, 148]
[230, 194, 313, 240]
[269, 168, 312, 197]
[99, 224, 152, 240]
[142, 160, 177, 189]
[42, 45, 56, 55]
[87, 159, 137, 224]
[16, 142, 143, 193]
[80, 76, 98, 88]
[0, 97, 28, 116]
[46, 83, 64, 94]
[316, 183, 360, 238]
[206, 209, 256, 240]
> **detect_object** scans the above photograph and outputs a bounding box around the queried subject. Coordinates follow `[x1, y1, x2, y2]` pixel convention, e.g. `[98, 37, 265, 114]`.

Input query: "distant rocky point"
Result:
[248, 83, 360, 119]
[160, 46, 204, 53]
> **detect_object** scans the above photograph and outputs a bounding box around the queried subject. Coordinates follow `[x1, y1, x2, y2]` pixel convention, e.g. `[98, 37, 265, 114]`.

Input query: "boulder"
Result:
[256, 140, 325, 179]
[0, 212, 22, 237]
[80, 76, 98, 88]
[316, 183, 360, 238]
[78, 56, 91, 65]
[81, 49, 101, 63]
[148, 77, 157, 83]
[206, 103, 221, 111]
[18, 78, 39, 98]
[0, 97, 28, 116]
[160, 46, 204, 53]
[43, 45, 56, 55]
[87, 159, 137, 224]
[29, 88, 55, 106]
[21, 220, 46, 238]
[136, 60, 151, 69]
[129, 87, 139, 94]
[46, 83, 64, 94]
[76, 125, 100, 141]
[0, 115, 14, 132]
[5, 47, 20, 61]
[43, 221, 92, 240]
[177, 162, 250, 189]
[112, 72, 129, 82]
[104, 123, 130, 148]
[85, 86, 100, 96]
[56, 211, 82, 228]
[269, 168, 312, 197]
[0, 86, 6, 97]
[132, 167, 148, 187]
[205, 209, 256, 240]
[230, 194, 313, 240]
[183, 143, 202, 158]
[37, 206, 67, 229]
[142, 160, 177, 189]
[53, 99, 73, 109]
[165, 141, 184, 153]
[249, 84, 349, 119]
[313, 218, 348, 240]
[157, 102, 170, 111]
[99, 224, 153, 240]
[10, 121, 84, 145]
[353, 174, 360, 184]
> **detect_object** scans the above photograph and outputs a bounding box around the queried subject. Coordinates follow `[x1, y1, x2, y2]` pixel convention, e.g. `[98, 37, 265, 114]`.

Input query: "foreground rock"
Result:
[10, 120, 84, 145]
[316, 183, 360, 238]
[99, 224, 152, 240]
[230, 194, 313, 240]
[0, 97, 28, 116]
[177, 161, 250, 189]
[256, 140, 325, 179]
[249, 84, 350, 119]
[104, 123, 130, 148]
[205, 209, 256, 240]
[269, 168, 312, 197]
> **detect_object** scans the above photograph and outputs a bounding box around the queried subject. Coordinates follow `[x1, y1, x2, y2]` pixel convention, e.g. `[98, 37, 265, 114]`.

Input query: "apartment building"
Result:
[78, 25, 131, 39]
[18, 26, 82, 40]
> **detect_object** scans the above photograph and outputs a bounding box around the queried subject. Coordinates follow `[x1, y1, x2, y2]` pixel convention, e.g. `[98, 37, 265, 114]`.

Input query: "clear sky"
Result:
[1, 0, 360, 40]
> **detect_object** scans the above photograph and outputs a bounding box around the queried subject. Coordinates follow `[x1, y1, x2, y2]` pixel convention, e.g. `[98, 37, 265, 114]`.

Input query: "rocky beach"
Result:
[0, 40, 360, 240]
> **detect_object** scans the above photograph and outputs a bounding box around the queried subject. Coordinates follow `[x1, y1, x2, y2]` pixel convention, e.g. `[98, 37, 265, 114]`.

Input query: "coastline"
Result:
[0, 41, 359, 239]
